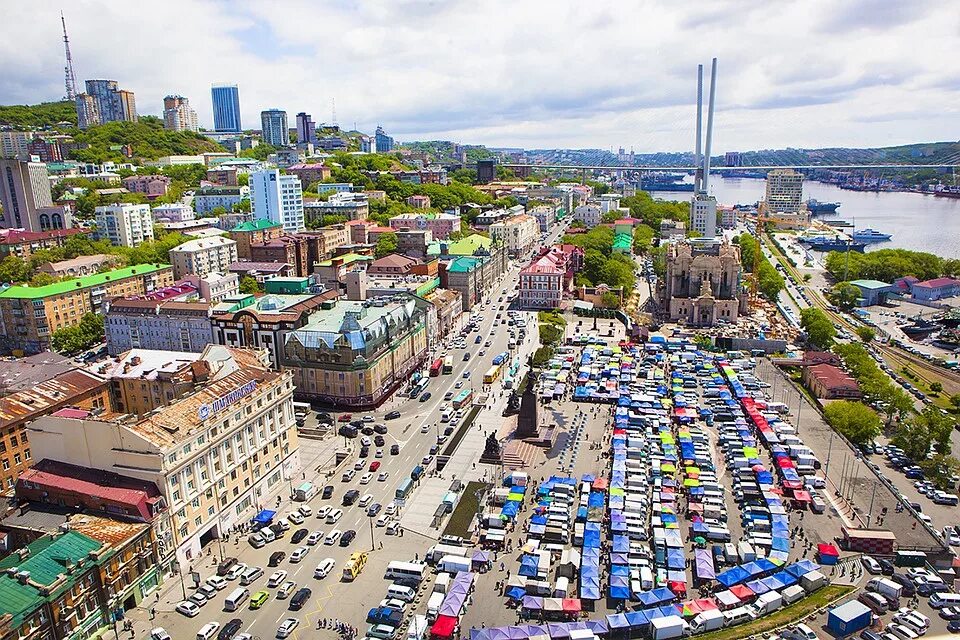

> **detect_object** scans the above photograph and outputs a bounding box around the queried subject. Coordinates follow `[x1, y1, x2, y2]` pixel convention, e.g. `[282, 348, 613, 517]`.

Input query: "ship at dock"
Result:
[799, 236, 867, 252]
[852, 228, 892, 243]
[806, 199, 840, 214]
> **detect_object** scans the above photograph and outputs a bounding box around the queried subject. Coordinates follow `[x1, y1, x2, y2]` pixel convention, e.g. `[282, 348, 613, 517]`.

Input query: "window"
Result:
[13, 454, 21, 465]
[1, 459, 8, 470]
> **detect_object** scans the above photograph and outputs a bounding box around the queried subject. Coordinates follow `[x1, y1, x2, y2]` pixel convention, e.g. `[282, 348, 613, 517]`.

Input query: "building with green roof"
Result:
[0, 264, 174, 355]
[612, 232, 633, 254]
[230, 218, 282, 233]
[229, 218, 284, 259]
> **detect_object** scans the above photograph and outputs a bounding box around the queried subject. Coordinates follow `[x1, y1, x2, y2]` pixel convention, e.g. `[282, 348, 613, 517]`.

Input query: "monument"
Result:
[515, 356, 539, 440]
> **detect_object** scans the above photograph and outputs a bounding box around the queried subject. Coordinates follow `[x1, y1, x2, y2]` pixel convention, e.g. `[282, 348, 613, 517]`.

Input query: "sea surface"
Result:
[649, 177, 960, 259]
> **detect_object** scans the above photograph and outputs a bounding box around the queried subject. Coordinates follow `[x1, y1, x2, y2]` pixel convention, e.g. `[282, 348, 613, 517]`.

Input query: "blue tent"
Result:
[667, 549, 685, 570]
[624, 611, 650, 628]
[741, 561, 764, 578]
[613, 535, 630, 553]
[252, 509, 275, 524]
[519, 555, 539, 577]
[716, 566, 749, 587]
[606, 614, 630, 630]
[531, 515, 547, 525]
[745, 578, 770, 595]
[777, 571, 800, 587]
[581, 577, 601, 600]
[506, 586, 525, 600]
[611, 564, 630, 577]
[785, 560, 819, 577]
[761, 575, 786, 591]
[754, 558, 777, 574]
[609, 575, 631, 599]
[772, 538, 790, 552]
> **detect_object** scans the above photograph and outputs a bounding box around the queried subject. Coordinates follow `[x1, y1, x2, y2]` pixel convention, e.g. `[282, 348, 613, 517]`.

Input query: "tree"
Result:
[632, 224, 655, 255]
[930, 382, 943, 395]
[0, 255, 29, 283]
[823, 400, 881, 445]
[802, 273, 812, 282]
[374, 232, 399, 258]
[915, 406, 955, 454]
[892, 417, 934, 461]
[50, 312, 104, 354]
[855, 326, 876, 343]
[600, 291, 621, 309]
[828, 282, 861, 311]
[237, 173, 249, 187]
[800, 308, 836, 349]
[919, 454, 960, 491]
[950, 394, 960, 410]
[239, 276, 261, 294]
[29, 273, 55, 287]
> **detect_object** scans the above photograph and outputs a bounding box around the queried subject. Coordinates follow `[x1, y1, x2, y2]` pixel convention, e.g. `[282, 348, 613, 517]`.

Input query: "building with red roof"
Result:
[802, 363, 861, 400]
[910, 277, 960, 301]
[518, 245, 578, 309]
[0, 227, 83, 260]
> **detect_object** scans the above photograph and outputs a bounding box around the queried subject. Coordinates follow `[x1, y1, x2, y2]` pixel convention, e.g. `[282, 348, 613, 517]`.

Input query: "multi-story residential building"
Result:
[367, 254, 421, 276]
[211, 84, 242, 133]
[169, 236, 239, 279]
[28, 346, 300, 566]
[474, 204, 524, 229]
[250, 170, 304, 232]
[206, 167, 238, 186]
[489, 213, 539, 257]
[26, 137, 63, 163]
[151, 202, 195, 223]
[519, 248, 569, 309]
[690, 193, 718, 238]
[0, 131, 33, 158]
[406, 194, 431, 209]
[74, 92, 100, 128]
[38, 253, 116, 278]
[89, 348, 203, 415]
[284, 295, 429, 408]
[359, 135, 376, 153]
[765, 168, 804, 213]
[316, 136, 347, 151]
[285, 163, 331, 186]
[163, 94, 199, 132]
[180, 271, 239, 302]
[122, 174, 171, 199]
[389, 212, 460, 240]
[105, 298, 214, 355]
[0, 228, 82, 260]
[304, 192, 369, 223]
[95, 203, 154, 247]
[374, 125, 394, 152]
[719, 206, 737, 230]
[83, 79, 137, 125]
[0, 369, 110, 492]
[229, 218, 283, 260]
[573, 203, 602, 227]
[395, 228, 433, 260]
[193, 185, 250, 215]
[0, 264, 174, 354]
[661, 239, 747, 327]
[314, 253, 373, 291]
[300, 225, 350, 267]
[249, 235, 309, 277]
[529, 204, 556, 232]
[260, 109, 289, 147]
[228, 261, 292, 283]
[424, 287, 463, 339]
[0, 158, 60, 232]
[210, 294, 335, 368]
[295, 112, 317, 145]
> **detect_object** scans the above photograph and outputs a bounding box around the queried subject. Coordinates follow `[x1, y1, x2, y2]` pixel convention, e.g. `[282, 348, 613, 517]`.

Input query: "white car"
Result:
[287, 512, 304, 525]
[314, 557, 336, 578]
[420, 424, 430, 433]
[277, 618, 299, 639]
[376, 449, 384, 458]
[175, 601, 200, 617]
[360, 472, 373, 484]
[150, 629, 171, 640]
[893, 609, 929, 633]
[354, 460, 365, 471]
[386, 521, 401, 536]
[376, 513, 391, 527]
[325, 508, 343, 524]
[324, 529, 342, 545]
[205, 576, 228, 591]
[786, 623, 817, 640]
[226, 563, 247, 581]
[385, 502, 398, 516]
[290, 546, 309, 563]
[861, 555, 882, 574]
[197, 623, 220, 639]
[277, 581, 297, 599]
[360, 436, 372, 447]
[307, 530, 324, 545]
[297, 505, 312, 518]
[378, 471, 389, 482]
[267, 570, 287, 587]
[358, 493, 373, 507]
[316, 505, 331, 520]
[944, 527, 960, 546]
[886, 623, 919, 640]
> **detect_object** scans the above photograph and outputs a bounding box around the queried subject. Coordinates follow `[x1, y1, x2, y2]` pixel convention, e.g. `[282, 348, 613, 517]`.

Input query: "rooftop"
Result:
[231, 219, 282, 233]
[288, 295, 425, 352]
[914, 277, 960, 289]
[0, 228, 83, 245]
[39, 254, 113, 272]
[87, 349, 200, 380]
[447, 256, 481, 273]
[316, 253, 373, 268]
[0, 370, 106, 429]
[369, 254, 419, 270]
[0, 352, 76, 395]
[849, 279, 892, 290]
[808, 363, 859, 390]
[66, 513, 149, 546]
[228, 261, 291, 273]
[0, 264, 171, 300]
[169, 236, 236, 253]
[18, 459, 163, 512]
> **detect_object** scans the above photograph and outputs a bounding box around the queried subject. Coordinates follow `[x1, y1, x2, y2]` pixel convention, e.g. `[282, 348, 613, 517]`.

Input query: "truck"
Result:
[781, 585, 806, 605]
[651, 615, 688, 640]
[894, 550, 927, 567]
[426, 592, 445, 622]
[867, 577, 903, 601]
[439, 555, 471, 575]
[746, 591, 782, 617]
[737, 541, 756, 563]
[366, 607, 403, 627]
[689, 609, 724, 633]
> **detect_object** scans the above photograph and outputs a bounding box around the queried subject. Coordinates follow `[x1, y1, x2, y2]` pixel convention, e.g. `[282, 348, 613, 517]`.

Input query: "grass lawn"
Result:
[443, 481, 489, 538]
[441, 405, 481, 457]
[697, 585, 854, 640]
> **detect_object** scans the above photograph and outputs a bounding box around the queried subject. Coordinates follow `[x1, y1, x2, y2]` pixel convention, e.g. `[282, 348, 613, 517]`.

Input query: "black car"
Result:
[374, 424, 388, 434]
[322, 485, 334, 499]
[948, 619, 960, 633]
[890, 573, 916, 596]
[289, 587, 312, 611]
[339, 529, 356, 547]
[291, 528, 308, 544]
[918, 581, 950, 596]
[338, 425, 358, 438]
[385, 410, 401, 420]
[940, 607, 960, 621]
[269, 523, 285, 538]
[216, 557, 238, 576]
[343, 490, 360, 506]
[218, 618, 243, 640]
[359, 447, 369, 458]
[317, 412, 332, 424]
[419, 392, 432, 402]
[374, 435, 385, 447]
[361, 426, 375, 436]
[350, 420, 364, 428]
[390, 444, 400, 455]
[444, 426, 454, 436]
[860, 631, 883, 640]
[269, 551, 286, 566]
[463, 353, 470, 361]
[875, 557, 895, 576]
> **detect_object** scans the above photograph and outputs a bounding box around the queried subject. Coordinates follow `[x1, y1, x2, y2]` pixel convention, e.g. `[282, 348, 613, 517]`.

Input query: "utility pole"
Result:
[867, 482, 878, 526]
[369, 515, 376, 551]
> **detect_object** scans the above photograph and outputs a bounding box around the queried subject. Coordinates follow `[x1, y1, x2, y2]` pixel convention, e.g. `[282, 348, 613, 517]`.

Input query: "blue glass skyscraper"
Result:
[211, 84, 241, 132]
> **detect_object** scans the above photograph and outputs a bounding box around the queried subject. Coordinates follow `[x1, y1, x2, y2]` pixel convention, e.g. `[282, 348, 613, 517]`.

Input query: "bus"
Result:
[483, 365, 501, 385]
[396, 478, 415, 500]
[429, 358, 443, 377]
[342, 552, 368, 581]
[384, 561, 427, 586]
[492, 352, 509, 366]
[452, 389, 472, 410]
[443, 356, 453, 374]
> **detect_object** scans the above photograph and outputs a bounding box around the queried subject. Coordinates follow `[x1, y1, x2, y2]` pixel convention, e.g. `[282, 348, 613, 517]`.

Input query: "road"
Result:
[138, 222, 572, 640]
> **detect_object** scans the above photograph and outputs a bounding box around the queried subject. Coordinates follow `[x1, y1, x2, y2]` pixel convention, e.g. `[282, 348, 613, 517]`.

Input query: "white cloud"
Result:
[2, 0, 957, 151]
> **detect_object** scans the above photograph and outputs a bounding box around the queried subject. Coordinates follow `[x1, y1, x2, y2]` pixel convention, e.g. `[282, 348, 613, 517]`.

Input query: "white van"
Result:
[260, 527, 276, 543]
[929, 592, 960, 609]
[386, 583, 417, 602]
[426, 591, 444, 621]
[197, 622, 220, 640]
[239, 566, 264, 585]
[722, 606, 757, 627]
[224, 587, 249, 612]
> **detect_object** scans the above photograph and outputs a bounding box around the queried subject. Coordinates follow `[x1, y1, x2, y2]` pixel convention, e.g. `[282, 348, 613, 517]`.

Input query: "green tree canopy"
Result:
[824, 248, 946, 283]
[374, 232, 399, 258]
[239, 276, 261, 294]
[855, 326, 876, 343]
[823, 400, 882, 445]
[51, 313, 104, 354]
[800, 307, 836, 349]
[828, 282, 862, 311]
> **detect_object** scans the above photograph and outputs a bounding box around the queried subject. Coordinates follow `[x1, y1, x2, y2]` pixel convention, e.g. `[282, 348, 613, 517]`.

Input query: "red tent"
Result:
[817, 543, 839, 557]
[729, 584, 755, 601]
[667, 580, 687, 596]
[592, 478, 609, 491]
[693, 598, 719, 612]
[430, 615, 458, 640]
[792, 490, 812, 503]
[776, 458, 794, 468]
[562, 598, 581, 612]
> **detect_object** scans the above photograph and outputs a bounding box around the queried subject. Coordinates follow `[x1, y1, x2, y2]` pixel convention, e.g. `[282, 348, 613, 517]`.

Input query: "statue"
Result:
[482, 432, 502, 459]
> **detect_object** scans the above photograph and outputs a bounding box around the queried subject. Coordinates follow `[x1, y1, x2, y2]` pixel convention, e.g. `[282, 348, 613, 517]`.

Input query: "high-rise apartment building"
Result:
[295, 112, 317, 145]
[765, 169, 804, 214]
[375, 125, 394, 152]
[261, 109, 289, 147]
[75, 92, 99, 129]
[690, 194, 717, 238]
[0, 131, 34, 158]
[359, 135, 376, 153]
[163, 95, 199, 132]
[249, 169, 304, 232]
[0, 158, 58, 231]
[82, 79, 137, 125]
[211, 84, 242, 133]
[95, 203, 155, 247]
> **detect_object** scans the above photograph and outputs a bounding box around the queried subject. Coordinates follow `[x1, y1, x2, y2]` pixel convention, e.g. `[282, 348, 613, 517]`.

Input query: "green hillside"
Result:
[0, 100, 77, 128]
[70, 117, 226, 163]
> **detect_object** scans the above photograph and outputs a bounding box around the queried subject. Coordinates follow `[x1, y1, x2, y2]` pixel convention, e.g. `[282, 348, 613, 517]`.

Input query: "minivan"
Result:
[223, 587, 249, 612]
[196, 622, 220, 640]
[722, 606, 756, 627]
[239, 566, 263, 585]
[289, 587, 312, 611]
[929, 592, 960, 609]
[386, 584, 417, 602]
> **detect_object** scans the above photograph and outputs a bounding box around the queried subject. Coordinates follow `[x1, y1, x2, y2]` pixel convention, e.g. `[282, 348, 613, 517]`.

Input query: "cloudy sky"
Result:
[3, 0, 958, 152]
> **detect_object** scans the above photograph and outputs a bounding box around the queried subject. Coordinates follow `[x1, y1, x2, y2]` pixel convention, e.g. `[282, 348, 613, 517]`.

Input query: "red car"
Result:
[369, 461, 381, 472]
[338, 413, 353, 423]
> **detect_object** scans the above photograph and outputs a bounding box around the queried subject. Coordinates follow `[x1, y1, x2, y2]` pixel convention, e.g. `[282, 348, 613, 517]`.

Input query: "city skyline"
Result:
[2, 0, 958, 152]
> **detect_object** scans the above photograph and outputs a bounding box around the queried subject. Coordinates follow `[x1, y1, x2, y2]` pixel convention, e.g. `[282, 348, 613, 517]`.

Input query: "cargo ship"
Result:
[852, 228, 892, 242]
[802, 236, 866, 252]
[641, 174, 694, 192]
[806, 199, 840, 214]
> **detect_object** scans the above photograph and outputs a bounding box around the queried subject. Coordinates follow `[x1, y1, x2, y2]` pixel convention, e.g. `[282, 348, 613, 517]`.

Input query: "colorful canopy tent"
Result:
[817, 543, 840, 566]
[728, 584, 755, 602]
[431, 615, 458, 640]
